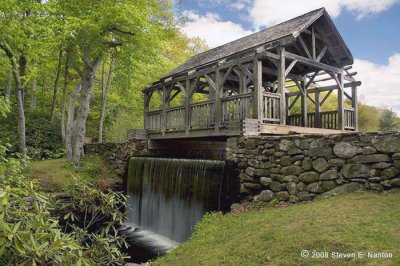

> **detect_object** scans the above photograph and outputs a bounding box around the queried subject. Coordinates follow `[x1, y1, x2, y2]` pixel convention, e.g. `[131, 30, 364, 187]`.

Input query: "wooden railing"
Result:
[146, 110, 163, 132]
[166, 106, 185, 131]
[344, 107, 356, 130]
[221, 93, 253, 125]
[288, 111, 339, 129]
[262, 92, 280, 124]
[190, 100, 215, 129]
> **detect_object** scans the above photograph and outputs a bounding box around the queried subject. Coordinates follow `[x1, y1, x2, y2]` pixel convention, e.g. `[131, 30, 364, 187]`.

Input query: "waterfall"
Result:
[125, 157, 227, 244]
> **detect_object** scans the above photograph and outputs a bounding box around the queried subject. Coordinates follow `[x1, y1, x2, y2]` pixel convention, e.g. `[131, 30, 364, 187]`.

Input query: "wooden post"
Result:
[337, 73, 344, 130]
[315, 90, 321, 128]
[185, 79, 191, 135]
[277, 47, 286, 125]
[144, 92, 150, 130]
[162, 85, 167, 135]
[300, 77, 308, 127]
[215, 69, 222, 133]
[352, 85, 358, 131]
[253, 58, 263, 120]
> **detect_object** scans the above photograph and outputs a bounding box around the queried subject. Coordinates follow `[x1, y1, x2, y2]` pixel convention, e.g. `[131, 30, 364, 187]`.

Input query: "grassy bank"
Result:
[154, 191, 400, 266]
[26, 155, 120, 192]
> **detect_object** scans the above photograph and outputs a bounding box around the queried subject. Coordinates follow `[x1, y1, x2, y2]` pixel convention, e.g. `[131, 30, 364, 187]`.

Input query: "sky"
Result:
[175, 0, 400, 113]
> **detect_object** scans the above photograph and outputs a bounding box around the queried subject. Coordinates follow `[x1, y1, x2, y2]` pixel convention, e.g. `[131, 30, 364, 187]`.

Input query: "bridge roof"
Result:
[162, 8, 353, 79]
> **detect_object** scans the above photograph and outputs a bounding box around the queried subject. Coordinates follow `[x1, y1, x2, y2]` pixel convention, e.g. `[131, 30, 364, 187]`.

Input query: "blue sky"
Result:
[176, 0, 400, 113]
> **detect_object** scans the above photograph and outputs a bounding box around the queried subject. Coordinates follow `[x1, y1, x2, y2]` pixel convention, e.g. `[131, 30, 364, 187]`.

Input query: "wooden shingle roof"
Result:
[164, 8, 353, 79]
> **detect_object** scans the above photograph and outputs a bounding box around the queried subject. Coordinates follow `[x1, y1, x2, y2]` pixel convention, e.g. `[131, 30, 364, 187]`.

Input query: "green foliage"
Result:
[0, 144, 127, 265]
[105, 110, 143, 142]
[379, 108, 399, 131]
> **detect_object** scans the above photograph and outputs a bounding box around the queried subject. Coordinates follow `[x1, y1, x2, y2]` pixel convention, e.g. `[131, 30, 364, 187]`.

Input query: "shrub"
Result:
[0, 143, 128, 265]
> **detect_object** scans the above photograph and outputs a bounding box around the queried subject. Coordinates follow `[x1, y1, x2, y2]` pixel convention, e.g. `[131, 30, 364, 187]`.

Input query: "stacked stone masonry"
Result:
[226, 132, 400, 203]
[84, 140, 148, 176]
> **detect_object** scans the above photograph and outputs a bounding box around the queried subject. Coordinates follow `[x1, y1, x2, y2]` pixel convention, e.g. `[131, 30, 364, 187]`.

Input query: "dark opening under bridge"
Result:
[142, 8, 361, 140]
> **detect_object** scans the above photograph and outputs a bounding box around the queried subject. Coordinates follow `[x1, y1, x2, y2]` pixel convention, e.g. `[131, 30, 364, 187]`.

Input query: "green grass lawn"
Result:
[154, 191, 400, 266]
[26, 155, 120, 192]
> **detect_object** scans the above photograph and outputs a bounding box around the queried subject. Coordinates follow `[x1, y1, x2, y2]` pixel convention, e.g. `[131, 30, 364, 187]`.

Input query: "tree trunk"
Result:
[50, 49, 63, 122]
[98, 57, 115, 143]
[61, 52, 70, 142]
[66, 57, 102, 165]
[66, 82, 82, 162]
[30, 74, 37, 110]
[5, 69, 12, 98]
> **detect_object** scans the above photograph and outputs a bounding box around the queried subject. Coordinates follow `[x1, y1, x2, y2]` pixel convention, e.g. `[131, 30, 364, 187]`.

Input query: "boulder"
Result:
[298, 191, 314, 201]
[297, 182, 306, 192]
[275, 191, 289, 201]
[279, 139, 294, 151]
[245, 167, 256, 177]
[390, 178, 400, 187]
[307, 182, 323, 193]
[371, 135, 400, 153]
[341, 164, 370, 179]
[333, 142, 358, 159]
[328, 158, 346, 167]
[321, 180, 337, 191]
[260, 177, 273, 186]
[308, 138, 333, 157]
[280, 165, 302, 175]
[299, 171, 320, 183]
[369, 183, 383, 191]
[315, 183, 365, 199]
[289, 195, 299, 203]
[312, 158, 329, 173]
[259, 190, 274, 202]
[287, 182, 298, 195]
[320, 170, 338, 180]
[362, 146, 377, 155]
[269, 182, 284, 192]
[280, 156, 292, 166]
[394, 160, 400, 169]
[381, 167, 400, 180]
[243, 183, 263, 190]
[371, 162, 392, 169]
[302, 157, 313, 170]
[282, 175, 299, 182]
[349, 154, 390, 164]
[239, 173, 254, 182]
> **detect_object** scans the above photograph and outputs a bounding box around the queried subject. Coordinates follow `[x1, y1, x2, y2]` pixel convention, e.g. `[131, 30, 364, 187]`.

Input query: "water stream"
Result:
[123, 157, 234, 263]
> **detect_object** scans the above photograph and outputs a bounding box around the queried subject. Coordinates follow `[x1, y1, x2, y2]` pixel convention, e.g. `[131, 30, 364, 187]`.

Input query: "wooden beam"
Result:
[262, 66, 305, 81]
[298, 35, 312, 59]
[284, 51, 343, 74]
[288, 95, 300, 110]
[278, 47, 286, 125]
[285, 59, 298, 78]
[312, 27, 316, 60]
[320, 90, 333, 106]
[286, 81, 361, 97]
[316, 46, 327, 62]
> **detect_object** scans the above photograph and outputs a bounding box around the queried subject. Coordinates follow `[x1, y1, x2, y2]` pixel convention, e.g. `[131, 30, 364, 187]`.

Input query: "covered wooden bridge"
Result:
[143, 8, 361, 140]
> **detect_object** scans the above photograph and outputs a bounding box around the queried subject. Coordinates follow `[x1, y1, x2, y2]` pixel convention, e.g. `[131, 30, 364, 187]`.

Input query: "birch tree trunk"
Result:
[66, 82, 81, 162]
[66, 57, 102, 165]
[30, 74, 37, 110]
[61, 52, 70, 142]
[5, 69, 12, 98]
[98, 57, 115, 143]
[50, 49, 63, 122]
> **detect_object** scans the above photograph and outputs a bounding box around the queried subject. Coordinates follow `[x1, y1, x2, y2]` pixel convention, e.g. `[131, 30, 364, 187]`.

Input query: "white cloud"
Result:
[354, 53, 400, 113]
[182, 10, 254, 48]
[250, 0, 400, 27]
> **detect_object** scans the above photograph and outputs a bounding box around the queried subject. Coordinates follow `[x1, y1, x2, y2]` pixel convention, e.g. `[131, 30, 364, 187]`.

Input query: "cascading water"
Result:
[122, 157, 233, 262]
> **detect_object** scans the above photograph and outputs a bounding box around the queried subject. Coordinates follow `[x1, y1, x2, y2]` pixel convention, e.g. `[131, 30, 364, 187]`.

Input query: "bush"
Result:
[0, 143, 128, 265]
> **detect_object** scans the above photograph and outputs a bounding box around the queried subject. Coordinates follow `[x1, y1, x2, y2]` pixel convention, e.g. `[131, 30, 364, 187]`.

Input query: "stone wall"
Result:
[226, 132, 400, 203]
[84, 139, 148, 176]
